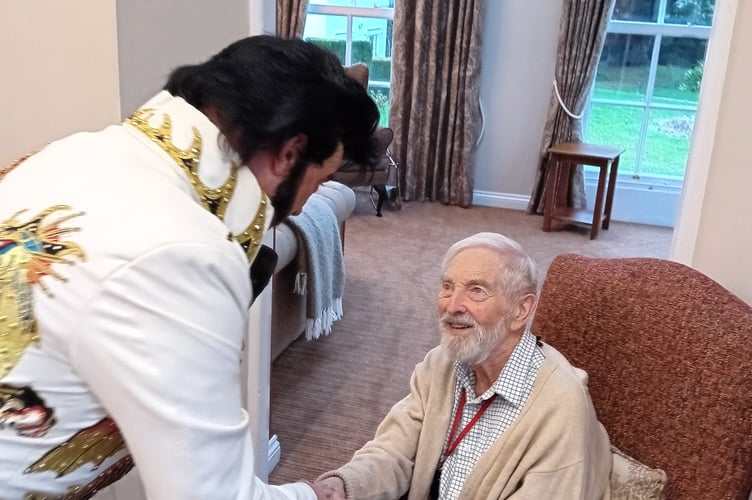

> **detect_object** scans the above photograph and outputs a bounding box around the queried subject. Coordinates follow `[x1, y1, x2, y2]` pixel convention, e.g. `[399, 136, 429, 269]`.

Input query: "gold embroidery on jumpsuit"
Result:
[0, 206, 85, 379]
[126, 108, 267, 261]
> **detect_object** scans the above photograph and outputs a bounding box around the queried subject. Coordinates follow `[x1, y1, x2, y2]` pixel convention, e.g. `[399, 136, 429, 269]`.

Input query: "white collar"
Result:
[125, 91, 273, 260]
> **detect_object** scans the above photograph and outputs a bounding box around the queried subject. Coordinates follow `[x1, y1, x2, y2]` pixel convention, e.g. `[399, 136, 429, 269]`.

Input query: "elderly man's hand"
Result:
[311, 476, 346, 499]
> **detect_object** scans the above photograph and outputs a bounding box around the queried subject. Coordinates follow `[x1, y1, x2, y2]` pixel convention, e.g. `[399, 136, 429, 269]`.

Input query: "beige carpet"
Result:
[269, 193, 672, 484]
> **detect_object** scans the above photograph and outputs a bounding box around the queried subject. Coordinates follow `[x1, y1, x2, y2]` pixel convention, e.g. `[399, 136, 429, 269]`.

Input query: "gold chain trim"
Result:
[126, 109, 266, 261]
[1, 151, 37, 182]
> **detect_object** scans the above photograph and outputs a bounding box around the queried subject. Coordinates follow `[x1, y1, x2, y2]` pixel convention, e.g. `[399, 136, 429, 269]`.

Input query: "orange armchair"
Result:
[533, 254, 752, 499]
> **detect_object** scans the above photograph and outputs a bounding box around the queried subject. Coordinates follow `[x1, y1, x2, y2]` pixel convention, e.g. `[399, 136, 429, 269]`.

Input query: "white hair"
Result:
[441, 232, 539, 303]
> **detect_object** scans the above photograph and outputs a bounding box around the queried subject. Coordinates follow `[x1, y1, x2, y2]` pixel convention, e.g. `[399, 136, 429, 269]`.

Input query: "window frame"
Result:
[306, 3, 394, 91]
[584, 4, 713, 189]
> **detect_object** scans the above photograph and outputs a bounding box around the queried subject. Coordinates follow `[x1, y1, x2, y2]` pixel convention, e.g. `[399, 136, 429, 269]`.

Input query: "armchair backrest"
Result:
[533, 254, 752, 499]
[335, 63, 398, 191]
[344, 62, 369, 89]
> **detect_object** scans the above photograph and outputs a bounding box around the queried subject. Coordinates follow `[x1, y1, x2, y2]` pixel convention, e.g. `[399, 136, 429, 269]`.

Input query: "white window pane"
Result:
[653, 36, 707, 106]
[355, 0, 394, 6]
[666, 0, 715, 26]
[303, 14, 348, 65]
[304, 3, 396, 124]
[613, 0, 660, 22]
[303, 13, 347, 40]
[309, 0, 395, 7]
[309, 1, 356, 6]
[595, 33, 654, 103]
[352, 16, 392, 85]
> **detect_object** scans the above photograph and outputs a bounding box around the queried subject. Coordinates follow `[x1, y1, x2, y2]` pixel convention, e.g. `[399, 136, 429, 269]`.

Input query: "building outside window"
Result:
[584, 0, 715, 226]
[304, 0, 395, 127]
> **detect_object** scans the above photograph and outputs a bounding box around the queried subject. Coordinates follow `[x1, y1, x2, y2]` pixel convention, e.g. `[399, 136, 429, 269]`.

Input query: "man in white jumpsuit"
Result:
[0, 35, 379, 500]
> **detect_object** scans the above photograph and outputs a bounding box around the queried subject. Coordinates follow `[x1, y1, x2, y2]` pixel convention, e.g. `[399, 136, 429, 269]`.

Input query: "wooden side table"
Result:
[542, 142, 625, 240]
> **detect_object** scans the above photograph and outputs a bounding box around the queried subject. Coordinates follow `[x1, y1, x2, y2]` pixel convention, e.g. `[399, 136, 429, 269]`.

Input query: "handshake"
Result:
[309, 476, 346, 500]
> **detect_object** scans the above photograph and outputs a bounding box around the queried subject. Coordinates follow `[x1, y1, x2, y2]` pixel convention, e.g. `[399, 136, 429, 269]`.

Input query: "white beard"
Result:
[439, 312, 508, 365]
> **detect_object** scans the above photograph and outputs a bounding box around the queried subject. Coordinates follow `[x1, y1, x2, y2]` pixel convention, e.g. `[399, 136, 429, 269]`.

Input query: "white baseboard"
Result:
[472, 190, 530, 210]
[473, 183, 678, 228]
[268, 434, 281, 474]
[583, 175, 679, 227]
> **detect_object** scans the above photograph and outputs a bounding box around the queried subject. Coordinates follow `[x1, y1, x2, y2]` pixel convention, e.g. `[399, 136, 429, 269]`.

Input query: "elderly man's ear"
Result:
[510, 294, 537, 332]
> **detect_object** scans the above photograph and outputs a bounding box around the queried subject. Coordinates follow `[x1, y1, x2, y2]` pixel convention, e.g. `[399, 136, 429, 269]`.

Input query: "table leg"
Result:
[542, 153, 557, 232]
[590, 162, 608, 240]
[372, 184, 388, 217]
[602, 155, 620, 230]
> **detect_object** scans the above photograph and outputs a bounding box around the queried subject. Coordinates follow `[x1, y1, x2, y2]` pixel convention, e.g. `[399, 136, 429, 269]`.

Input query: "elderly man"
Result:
[316, 232, 611, 499]
[0, 36, 377, 500]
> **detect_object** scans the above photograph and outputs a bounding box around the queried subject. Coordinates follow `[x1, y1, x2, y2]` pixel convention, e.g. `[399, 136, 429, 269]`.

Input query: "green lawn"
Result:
[587, 65, 699, 178]
[587, 105, 695, 177]
[594, 65, 701, 105]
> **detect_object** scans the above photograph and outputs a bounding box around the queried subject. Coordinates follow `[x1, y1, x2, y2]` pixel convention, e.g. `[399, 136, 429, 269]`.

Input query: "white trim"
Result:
[584, 174, 680, 227]
[609, 20, 712, 38]
[670, 0, 738, 264]
[584, 168, 684, 191]
[472, 190, 530, 211]
[243, 231, 276, 482]
[268, 435, 281, 472]
[307, 4, 394, 20]
[591, 98, 698, 111]
[473, 183, 680, 227]
[249, 0, 275, 36]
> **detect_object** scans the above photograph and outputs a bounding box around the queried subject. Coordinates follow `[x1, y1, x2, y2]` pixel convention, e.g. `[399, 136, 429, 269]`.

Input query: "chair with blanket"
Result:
[532, 254, 752, 499]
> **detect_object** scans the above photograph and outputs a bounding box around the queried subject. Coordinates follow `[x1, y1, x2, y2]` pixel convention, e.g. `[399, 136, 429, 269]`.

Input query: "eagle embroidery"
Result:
[0, 205, 85, 377]
[0, 205, 85, 437]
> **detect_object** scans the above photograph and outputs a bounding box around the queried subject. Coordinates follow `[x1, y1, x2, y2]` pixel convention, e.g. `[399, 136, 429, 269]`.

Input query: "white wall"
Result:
[473, 0, 563, 211]
[115, 0, 251, 118]
[474, 0, 750, 304]
[672, 0, 752, 304]
[249, 0, 277, 37]
[1, 4, 279, 496]
[0, 0, 121, 165]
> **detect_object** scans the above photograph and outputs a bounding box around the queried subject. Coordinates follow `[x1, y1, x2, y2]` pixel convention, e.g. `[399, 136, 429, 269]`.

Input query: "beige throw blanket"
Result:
[284, 193, 345, 340]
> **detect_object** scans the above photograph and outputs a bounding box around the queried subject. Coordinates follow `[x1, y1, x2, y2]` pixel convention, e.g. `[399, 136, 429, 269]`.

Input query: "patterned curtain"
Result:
[528, 0, 614, 214]
[390, 0, 485, 206]
[276, 0, 309, 38]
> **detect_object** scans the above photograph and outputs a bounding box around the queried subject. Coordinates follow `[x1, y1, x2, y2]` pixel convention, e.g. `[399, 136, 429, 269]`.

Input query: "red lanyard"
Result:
[439, 390, 497, 468]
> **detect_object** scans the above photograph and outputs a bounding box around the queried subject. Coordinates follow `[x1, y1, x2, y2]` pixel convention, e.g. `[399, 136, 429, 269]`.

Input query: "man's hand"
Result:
[311, 476, 346, 499]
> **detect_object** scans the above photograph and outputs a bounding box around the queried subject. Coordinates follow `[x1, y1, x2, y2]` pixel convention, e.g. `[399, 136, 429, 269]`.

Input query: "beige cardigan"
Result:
[320, 343, 611, 500]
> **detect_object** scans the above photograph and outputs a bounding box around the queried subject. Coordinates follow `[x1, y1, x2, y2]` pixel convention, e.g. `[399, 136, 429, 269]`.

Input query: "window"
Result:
[584, 0, 715, 187]
[304, 0, 395, 127]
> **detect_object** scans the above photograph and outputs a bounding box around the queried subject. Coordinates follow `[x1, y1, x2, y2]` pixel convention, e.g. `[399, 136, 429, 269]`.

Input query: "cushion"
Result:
[610, 446, 668, 499]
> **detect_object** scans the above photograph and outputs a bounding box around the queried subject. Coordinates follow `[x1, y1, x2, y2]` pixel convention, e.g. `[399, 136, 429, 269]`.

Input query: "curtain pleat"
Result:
[528, 0, 614, 214]
[391, 0, 485, 206]
[276, 0, 309, 38]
